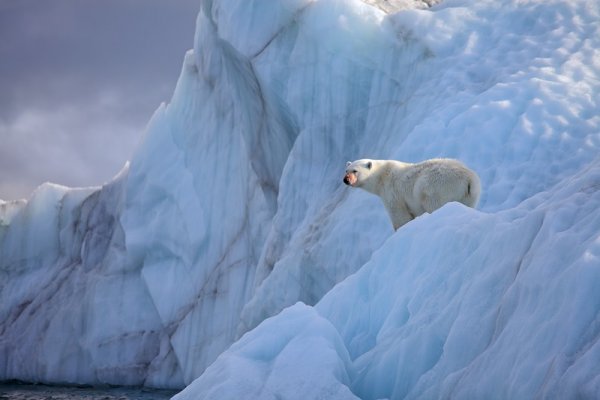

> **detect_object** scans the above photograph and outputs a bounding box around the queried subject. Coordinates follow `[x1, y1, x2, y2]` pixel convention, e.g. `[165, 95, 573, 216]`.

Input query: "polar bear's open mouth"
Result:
[343, 173, 357, 186]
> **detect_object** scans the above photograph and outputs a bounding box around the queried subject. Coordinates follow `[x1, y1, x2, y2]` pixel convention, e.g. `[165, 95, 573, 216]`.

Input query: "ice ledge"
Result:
[362, 0, 441, 14]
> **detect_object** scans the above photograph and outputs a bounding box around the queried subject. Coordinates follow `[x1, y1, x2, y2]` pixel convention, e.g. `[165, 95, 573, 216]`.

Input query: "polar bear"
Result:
[343, 158, 481, 230]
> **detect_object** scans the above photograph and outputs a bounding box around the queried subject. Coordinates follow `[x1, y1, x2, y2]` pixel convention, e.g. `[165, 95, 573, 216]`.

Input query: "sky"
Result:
[0, 0, 199, 200]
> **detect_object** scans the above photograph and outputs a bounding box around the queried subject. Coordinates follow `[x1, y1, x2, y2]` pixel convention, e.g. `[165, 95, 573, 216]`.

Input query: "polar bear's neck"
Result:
[362, 160, 410, 195]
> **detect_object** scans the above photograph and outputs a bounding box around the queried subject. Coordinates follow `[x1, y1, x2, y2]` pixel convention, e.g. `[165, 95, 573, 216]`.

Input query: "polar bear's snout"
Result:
[343, 172, 357, 186]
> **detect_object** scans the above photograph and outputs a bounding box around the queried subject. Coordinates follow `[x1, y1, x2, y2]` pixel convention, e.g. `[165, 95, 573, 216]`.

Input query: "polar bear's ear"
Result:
[346, 161, 352, 167]
[366, 161, 372, 169]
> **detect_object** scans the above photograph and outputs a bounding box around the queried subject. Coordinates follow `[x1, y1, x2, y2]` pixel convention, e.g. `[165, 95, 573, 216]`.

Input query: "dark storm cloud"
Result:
[0, 0, 199, 200]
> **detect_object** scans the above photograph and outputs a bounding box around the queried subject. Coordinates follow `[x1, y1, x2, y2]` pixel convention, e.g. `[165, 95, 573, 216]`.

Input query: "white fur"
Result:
[344, 158, 481, 230]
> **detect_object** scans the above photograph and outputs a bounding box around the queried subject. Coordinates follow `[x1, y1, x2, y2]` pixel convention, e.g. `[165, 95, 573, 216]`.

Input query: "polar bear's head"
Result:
[343, 159, 375, 189]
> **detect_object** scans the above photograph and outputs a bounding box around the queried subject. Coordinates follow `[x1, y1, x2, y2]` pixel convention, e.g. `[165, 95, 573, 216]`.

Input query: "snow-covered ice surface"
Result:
[2, 0, 600, 398]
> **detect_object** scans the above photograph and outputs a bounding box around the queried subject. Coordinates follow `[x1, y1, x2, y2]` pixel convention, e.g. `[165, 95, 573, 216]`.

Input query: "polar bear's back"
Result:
[411, 158, 481, 212]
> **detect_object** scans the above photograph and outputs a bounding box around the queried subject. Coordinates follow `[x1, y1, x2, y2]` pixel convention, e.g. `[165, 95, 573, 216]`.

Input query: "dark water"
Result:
[0, 383, 179, 400]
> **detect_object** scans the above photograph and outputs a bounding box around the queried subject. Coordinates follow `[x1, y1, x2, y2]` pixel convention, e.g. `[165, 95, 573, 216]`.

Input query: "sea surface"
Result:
[0, 383, 179, 400]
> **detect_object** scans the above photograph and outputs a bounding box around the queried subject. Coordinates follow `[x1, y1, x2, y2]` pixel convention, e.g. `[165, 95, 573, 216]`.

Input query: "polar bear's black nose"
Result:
[343, 176, 349, 185]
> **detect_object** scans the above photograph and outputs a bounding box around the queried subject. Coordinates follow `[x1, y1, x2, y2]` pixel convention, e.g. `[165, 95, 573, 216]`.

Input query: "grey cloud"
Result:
[0, 95, 143, 199]
[0, 0, 199, 200]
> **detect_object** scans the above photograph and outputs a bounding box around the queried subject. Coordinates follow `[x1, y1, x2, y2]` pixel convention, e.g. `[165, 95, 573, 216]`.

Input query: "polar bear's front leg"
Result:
[384, 201, 415, 230]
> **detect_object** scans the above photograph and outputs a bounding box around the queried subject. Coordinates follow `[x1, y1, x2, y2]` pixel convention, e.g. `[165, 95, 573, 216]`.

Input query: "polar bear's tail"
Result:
[464, 171, 482, 208]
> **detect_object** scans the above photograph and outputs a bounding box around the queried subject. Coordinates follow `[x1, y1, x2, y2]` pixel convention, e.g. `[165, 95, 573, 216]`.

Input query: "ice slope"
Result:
[176, 159, 600, 399]
[1, 0, 599, 397]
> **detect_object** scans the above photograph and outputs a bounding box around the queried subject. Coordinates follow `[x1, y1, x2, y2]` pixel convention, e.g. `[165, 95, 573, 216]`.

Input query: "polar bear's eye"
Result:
[352, 169, 357, 174]
[366, 161, 372, 169]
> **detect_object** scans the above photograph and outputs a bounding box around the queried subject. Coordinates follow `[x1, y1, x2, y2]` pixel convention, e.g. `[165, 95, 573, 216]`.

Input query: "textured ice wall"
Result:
[176, 0, 600, 397]
[0, 175, 155, 385]
[120, 1, 300, 380]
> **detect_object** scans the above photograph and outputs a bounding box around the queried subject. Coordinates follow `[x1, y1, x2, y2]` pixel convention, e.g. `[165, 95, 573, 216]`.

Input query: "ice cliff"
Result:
[1, 0, 599, 398]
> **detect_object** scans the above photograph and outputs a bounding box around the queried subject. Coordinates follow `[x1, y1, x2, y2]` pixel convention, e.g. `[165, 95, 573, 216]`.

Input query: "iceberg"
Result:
[1, 0, 599, 398]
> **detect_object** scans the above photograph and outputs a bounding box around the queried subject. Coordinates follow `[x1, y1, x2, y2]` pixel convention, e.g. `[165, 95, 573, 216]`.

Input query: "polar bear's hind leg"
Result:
[420, 188, 446, 214]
